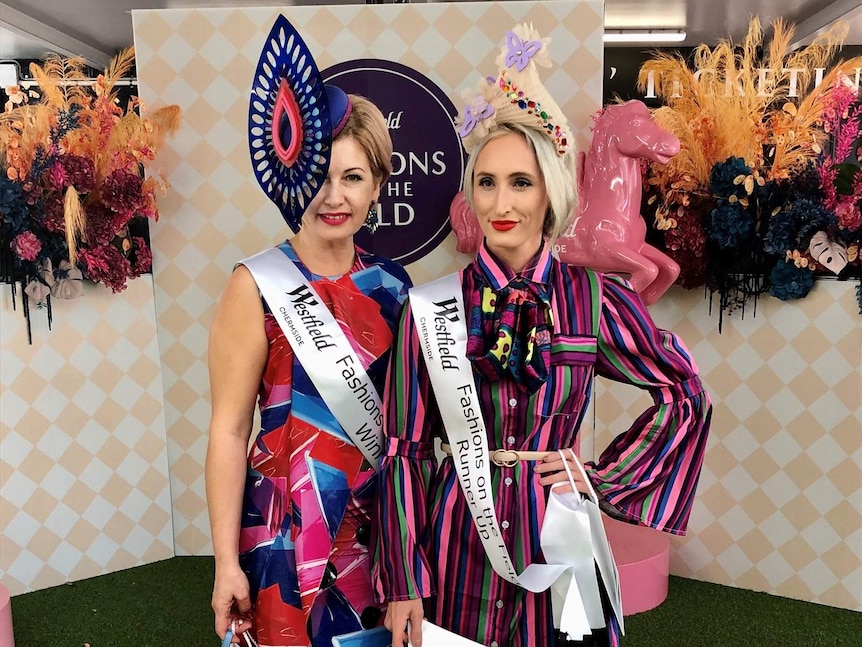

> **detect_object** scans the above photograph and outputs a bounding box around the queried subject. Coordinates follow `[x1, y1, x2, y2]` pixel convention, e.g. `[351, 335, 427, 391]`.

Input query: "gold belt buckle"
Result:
[491, 449, 519, 467]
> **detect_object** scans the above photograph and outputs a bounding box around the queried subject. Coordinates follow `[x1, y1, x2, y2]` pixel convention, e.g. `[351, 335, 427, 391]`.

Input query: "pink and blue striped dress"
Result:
[374, 242, 712, 647]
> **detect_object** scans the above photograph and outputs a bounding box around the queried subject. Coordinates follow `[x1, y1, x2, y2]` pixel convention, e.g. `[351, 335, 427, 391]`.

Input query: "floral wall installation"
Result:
[0, 48, 180, 341]
[638, 19, 862, 327]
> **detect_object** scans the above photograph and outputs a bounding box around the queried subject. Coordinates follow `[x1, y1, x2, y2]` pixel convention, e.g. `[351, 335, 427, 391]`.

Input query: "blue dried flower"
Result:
[0, 176, 28, 234]
[710, 156, 751, 199]
[708, 202, 754, 248]
[784, 198, 838, 243]
[769, 259, 815, 301]
[789, 161, 823, 202]
[756, 179, 789, 216]
[763, 211, 795, 254]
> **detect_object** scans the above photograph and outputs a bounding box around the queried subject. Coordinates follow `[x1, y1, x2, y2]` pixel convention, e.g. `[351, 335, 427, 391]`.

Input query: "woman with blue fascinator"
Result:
[205, 15, 411, 647]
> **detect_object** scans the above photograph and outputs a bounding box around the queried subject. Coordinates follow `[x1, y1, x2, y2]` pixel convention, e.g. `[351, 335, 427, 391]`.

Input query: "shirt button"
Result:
[495, 600, 504, 609]
[508, 398, 517, 407]
[501, 520, 510, 530]
[504, 477, 513, 486]
[507, 436, 515, 445]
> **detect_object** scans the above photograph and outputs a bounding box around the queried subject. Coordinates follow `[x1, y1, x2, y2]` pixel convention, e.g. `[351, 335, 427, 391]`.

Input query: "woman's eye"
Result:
[346, 173, 363, 182]
[477, 177, 494, 188]
[513, 178, 532, 188]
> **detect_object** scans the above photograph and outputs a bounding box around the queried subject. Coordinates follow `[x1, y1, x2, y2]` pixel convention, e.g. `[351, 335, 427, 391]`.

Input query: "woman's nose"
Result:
[322, 181, 343, 205]
[495, 189, 513, 215]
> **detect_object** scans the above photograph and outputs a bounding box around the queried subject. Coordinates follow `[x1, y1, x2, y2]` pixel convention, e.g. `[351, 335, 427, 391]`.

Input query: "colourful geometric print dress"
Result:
[239, 241, 411, 647]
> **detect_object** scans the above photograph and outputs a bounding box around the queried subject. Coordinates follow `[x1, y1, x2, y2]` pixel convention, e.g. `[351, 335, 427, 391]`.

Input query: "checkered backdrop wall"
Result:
[592, 281, 861, 611]
[131, 0, 606, 557]
[1, 279, 174, 594]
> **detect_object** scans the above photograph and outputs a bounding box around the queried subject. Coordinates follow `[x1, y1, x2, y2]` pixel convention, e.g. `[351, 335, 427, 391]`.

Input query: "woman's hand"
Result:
[533, 450, 592, 495]
[384, 599, 425, 646]
[212, 561, 252, 643]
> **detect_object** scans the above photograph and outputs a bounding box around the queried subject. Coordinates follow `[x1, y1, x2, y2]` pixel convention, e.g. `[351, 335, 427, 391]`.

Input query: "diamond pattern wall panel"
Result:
[589, 282, 862, 611]
[0, 279, 174, 595]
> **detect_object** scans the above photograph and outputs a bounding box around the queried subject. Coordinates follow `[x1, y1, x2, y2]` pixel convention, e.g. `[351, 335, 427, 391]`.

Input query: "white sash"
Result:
[410, 273, 624, 638]
[409, 272, 520, 583]
[241, 247, 384, 469]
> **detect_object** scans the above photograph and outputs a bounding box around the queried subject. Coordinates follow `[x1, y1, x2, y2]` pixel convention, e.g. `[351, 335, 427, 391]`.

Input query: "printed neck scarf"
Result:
[467, 274, 553, 394]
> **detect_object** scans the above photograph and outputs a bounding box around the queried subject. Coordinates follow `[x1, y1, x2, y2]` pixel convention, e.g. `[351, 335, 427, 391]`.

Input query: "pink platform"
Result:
[603, 516, 670, 616]
[0, 583, 13, 647]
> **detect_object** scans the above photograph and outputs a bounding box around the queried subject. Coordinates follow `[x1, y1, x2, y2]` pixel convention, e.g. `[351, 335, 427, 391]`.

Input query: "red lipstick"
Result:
[491, 220, 517, 231]
[319, 212, 350, 226]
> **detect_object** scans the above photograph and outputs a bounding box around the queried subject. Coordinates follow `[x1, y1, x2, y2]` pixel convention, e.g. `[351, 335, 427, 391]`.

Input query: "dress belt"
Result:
[440, 442, 550, 468]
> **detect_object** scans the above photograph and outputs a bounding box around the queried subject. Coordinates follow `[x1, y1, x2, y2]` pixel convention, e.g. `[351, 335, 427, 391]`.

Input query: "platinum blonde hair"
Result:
[463, 124, 577, 242]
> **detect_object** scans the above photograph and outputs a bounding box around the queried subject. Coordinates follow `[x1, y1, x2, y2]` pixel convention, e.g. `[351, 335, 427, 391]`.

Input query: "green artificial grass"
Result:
[12, 557, 213, 646]
[10, 557, 862, 646]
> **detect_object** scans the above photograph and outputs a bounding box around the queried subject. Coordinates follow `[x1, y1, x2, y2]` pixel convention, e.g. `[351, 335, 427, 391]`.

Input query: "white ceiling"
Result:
[1, 0, 861, 69]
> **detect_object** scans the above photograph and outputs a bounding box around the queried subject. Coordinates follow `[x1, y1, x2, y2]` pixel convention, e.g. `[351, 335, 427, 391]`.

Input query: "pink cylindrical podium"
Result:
[603, 516, 670, 615]
[0, 583, 13, 647]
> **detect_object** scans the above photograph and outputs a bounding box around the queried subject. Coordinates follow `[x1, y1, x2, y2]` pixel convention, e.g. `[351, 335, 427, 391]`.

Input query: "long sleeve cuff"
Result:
[586, 389, 712, 535]
[373, 454, 437, 602]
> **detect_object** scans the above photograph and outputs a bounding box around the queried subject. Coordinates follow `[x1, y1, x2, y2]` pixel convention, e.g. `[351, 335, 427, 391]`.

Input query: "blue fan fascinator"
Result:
[249, 15, 352, 232]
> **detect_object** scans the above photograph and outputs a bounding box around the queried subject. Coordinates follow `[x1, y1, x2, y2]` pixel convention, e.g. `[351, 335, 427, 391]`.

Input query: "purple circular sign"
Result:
[323, 59, 465, 265]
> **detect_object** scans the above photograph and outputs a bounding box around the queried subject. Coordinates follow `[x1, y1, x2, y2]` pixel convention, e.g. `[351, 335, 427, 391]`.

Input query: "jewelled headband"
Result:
[456, 24, 573, 156]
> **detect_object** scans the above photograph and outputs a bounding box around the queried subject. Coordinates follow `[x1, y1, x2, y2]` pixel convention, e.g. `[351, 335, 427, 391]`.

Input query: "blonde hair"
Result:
[336, 94, 393, 186]
[463, 124, 577, 242]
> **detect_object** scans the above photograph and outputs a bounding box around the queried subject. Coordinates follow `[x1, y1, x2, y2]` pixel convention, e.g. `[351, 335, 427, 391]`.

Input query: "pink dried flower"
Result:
[101, 169, 143, 216]
[831, 104, 861, 166]
[11, 231, 41, 261]
[85, 201, 128, 246]
[820, 86, 854, 132]
[23, 183, 43, 207]
[58, 154, 96, 194]
[835, 175, 862, 230]
[130, 236, 153, 276]
[79, 244, 131, 293]
[666, 204, 707, 255]
[662, 202, 709, 289]
[49, 162, 69, 189]
[40, 194, 66, 233]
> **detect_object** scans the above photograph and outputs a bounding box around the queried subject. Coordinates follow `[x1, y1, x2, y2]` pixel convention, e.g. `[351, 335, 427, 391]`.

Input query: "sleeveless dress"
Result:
[239, 241, 411, 647]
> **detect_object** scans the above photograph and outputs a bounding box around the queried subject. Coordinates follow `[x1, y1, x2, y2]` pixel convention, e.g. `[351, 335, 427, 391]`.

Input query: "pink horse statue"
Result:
[565, 100, 680, 305]
[450, 191, 481, 255]
[449, 100, 680, 305]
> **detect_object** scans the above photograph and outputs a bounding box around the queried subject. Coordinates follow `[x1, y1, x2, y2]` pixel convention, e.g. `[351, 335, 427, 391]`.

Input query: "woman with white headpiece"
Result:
[375, 24, 712, 647]
[206, 15, 411, 647]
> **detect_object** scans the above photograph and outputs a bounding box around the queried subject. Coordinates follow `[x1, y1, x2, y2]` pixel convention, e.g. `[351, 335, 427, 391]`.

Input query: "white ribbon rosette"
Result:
[520, 450, 624, 640]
